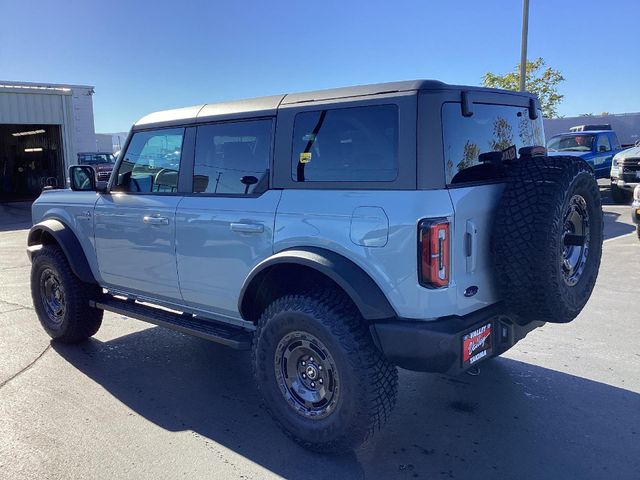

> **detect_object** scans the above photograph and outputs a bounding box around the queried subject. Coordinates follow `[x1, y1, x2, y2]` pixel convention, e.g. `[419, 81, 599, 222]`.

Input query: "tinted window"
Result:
[291, 105, 398, 182]
[442, 103, 544, 184]
[78, 153, 115, 164]
[114, 128, 184, 193]
[193, 120, 271, 194]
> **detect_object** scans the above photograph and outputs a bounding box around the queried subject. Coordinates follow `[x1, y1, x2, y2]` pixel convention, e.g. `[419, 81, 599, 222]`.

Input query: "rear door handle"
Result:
[465, 220, 478, 273]
[143, 215, 169, 225]
[230, 222, 264, 234]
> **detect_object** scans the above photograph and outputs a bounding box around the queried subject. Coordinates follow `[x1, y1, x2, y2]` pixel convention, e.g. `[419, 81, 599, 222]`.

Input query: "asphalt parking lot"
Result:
[1, 189, 638, 480]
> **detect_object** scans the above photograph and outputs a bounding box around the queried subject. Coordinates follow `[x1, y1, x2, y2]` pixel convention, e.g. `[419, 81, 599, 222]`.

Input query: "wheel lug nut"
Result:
[302, 373, 306, 378]
[309, 357, 314, 362]
[318, 365, 322, 371]
[319, 378, 323, 384]
[311, 382, 315, 388]
[301, 361, 306, 366]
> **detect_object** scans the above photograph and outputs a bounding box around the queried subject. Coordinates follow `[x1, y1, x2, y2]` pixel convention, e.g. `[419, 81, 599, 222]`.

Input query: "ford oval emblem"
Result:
[464, 286, 479, 297]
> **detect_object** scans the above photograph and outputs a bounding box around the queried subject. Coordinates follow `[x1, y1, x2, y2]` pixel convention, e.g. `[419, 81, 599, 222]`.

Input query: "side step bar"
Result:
[91, 296, 252, 350]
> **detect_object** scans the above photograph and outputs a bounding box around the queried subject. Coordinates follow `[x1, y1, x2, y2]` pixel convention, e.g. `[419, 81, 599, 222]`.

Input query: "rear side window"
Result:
[291, 105, 398, 182]
[442, 103, 544, 184]
[597, 135, 611, 152]
[114, 128, 184, 193]
[193, 119, 272, 195]
[611, 134, 621, 150]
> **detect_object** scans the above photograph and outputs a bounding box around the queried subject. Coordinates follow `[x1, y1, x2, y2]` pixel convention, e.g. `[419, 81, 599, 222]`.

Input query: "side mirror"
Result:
[69, 165, 97, 191]
[598, 145, 608, 152]
[240, 175, 258, 194]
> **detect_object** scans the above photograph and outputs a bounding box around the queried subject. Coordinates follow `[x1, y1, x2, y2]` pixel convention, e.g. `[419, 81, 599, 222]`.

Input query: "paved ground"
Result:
[1, 190, 639, 480]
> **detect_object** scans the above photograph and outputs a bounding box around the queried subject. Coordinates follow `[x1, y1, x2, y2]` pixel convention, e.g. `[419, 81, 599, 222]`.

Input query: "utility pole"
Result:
[519, 0, 530, 92]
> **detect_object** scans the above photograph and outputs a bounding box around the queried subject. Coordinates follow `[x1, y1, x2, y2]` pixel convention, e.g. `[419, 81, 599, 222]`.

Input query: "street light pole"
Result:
[519, 0, 530, 92]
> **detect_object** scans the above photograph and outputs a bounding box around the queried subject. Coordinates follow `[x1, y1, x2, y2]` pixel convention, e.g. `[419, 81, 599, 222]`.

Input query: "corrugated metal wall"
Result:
[0, 83, 97, 172]
[0, 90, 68, 124]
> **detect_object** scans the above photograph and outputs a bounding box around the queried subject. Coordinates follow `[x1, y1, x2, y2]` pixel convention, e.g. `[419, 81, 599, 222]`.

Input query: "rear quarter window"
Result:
[291, 105, 398, 182]
[442, 102, 544, 184]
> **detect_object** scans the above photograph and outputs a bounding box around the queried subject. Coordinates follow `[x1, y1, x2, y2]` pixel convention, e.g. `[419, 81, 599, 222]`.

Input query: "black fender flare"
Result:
[238, 247, 397, 321]
[27, 219, 96, 284]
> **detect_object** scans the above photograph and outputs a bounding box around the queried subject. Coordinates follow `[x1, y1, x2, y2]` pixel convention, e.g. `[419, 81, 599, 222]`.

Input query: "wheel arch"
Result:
[238, 247, 397, 323]
[28, 219, 97, 284]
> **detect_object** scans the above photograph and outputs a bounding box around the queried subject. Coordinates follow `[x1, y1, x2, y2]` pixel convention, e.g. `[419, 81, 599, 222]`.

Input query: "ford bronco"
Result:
[27, 80, 603, 453]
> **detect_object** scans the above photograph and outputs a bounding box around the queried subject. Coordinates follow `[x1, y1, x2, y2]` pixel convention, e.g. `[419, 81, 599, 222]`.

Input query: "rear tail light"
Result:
[418, 219, 450, 288]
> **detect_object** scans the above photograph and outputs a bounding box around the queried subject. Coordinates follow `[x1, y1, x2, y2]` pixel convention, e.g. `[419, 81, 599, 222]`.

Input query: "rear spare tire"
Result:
[492, 156, 603, 324]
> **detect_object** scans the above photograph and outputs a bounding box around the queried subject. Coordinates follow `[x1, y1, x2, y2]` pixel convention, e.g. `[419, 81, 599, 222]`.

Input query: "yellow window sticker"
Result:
[299, 152, 312, 164]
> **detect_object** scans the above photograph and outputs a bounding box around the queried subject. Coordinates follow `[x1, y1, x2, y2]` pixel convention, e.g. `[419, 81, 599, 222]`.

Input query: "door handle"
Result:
[143, 215, 169, 225]
[230, 222, 264, 234]
[465, 220, 478, 273]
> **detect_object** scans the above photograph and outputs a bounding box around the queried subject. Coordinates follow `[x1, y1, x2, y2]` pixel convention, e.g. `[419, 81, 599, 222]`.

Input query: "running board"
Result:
[91, 296, 252, 350]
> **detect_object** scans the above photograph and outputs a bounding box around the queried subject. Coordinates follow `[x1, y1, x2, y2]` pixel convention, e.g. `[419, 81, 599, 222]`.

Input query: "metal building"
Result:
[0, 81, 96, 201]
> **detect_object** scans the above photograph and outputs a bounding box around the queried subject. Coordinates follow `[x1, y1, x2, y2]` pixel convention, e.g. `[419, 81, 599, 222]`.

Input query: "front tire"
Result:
[30, 245, 103, 343]
[611, 183, 631, 204]
[252, 290, 398, 453]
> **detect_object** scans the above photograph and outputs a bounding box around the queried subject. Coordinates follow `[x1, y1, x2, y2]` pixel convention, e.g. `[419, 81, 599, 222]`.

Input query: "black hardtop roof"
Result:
[133, 79, 537, 129]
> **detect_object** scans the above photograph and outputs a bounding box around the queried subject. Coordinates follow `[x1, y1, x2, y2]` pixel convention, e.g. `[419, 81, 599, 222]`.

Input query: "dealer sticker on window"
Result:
[462, 323, 493, 367]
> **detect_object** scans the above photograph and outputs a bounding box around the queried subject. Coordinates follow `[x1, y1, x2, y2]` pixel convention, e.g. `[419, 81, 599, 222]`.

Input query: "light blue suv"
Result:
[28, 80, 603, 452]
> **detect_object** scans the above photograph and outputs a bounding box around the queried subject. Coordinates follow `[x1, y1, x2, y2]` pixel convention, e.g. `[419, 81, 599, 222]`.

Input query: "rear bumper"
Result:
[370, 305, 544, 375]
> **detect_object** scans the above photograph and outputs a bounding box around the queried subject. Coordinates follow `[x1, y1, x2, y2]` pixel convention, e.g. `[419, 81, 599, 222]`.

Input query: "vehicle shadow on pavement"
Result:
[52, 326, 640, 480]
[602, 209, 635, 240]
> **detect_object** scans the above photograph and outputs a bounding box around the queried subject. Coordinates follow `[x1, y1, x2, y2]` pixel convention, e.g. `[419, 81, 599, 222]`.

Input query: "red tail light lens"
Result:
[418, 219, 450, 288]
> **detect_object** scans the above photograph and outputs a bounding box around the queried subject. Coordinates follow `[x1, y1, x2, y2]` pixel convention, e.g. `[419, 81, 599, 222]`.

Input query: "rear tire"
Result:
[610, 183, 631, 204]
[252, 289, 398, 453]
[30, 245, 103, 343]
[492, 156, 603, 324]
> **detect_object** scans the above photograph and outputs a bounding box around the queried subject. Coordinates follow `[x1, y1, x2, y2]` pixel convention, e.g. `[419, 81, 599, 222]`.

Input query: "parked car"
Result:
[546, 130, 624, 178]
[632, 185, 640, 240]
[610, 145, 640, 204]
[27, 80, 603, 453]
[77, 152, 116, 184]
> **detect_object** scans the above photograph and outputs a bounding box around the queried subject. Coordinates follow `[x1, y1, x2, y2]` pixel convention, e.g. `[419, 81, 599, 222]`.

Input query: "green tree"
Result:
[482, 57, 565, 118]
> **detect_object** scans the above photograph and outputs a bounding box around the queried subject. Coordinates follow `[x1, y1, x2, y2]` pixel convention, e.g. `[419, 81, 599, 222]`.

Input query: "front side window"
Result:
[193, 119, 272, 194]
[547, 134, 595, 153]
[291, 105, 398, 182]
[114, 128, 184, 193]
[442, 102, 545, 184]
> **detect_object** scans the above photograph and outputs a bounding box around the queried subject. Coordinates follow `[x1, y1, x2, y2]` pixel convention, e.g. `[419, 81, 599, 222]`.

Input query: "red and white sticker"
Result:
[462, 323, 492, 365]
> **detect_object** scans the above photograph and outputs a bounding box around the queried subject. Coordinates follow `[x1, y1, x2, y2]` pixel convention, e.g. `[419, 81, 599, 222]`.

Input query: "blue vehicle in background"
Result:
[546, 127, 624, 179]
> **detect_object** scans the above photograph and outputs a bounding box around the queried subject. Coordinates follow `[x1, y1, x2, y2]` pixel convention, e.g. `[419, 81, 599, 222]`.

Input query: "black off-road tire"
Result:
[610, 183, 631, 204]
[492, 156, 603, 324]
[30, 245, 103, 343]
[252, 289, 398, 453]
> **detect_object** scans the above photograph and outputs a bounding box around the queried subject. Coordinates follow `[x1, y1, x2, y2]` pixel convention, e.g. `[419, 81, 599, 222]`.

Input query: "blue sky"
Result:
[1, 0, 638, 132]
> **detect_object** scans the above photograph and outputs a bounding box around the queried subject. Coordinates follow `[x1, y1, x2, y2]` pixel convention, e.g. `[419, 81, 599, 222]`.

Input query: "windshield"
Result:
[78, 153, 115, 165]
[547, 134, 594, 152]
[442, 102, 545, 184]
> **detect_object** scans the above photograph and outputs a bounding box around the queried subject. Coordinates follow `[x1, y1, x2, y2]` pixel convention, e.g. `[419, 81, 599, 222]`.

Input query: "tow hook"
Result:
[466, 365, 481, 376]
